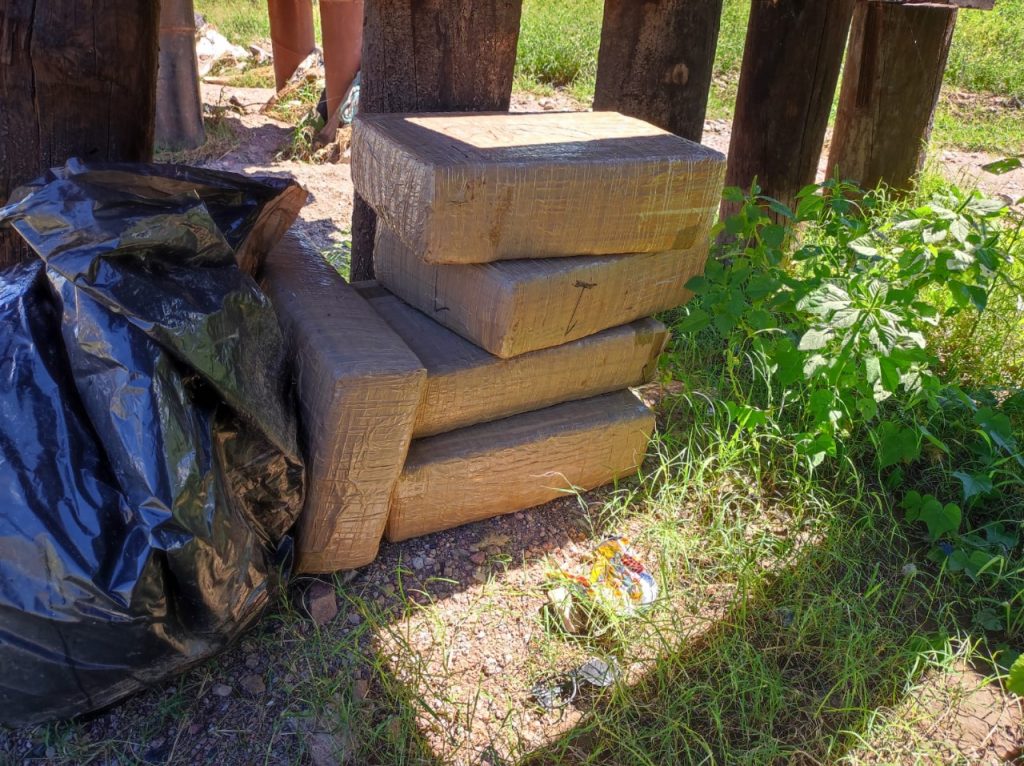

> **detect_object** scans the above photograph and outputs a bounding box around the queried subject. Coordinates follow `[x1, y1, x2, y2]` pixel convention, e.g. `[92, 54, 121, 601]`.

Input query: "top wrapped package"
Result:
[352, 111, 726, 264]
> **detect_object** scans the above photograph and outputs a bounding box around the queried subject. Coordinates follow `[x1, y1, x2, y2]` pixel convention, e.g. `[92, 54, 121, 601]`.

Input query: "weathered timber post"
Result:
[268, 0, 316, 91]
[827, 1, 957, 193]
[156, 0, 206, 151]
[320, 0, 363, 121]
[594, 0, 724, 143]
[0, 0, 160, 269]
[723, 0, 856, 220]
[350, 0, 523, 280]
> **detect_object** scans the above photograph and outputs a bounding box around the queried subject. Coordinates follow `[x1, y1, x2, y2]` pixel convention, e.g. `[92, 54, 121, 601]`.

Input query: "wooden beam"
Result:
[0, 0, 160, 268]
[593, 0, 724, 143]
[268, 0, 316, 91]
[876, 0, 993, 9]
[827, 1, 957, 193]
[156, 0, 205, 151]
[723, 0, 856, 220]
[350, 0, 523, 281]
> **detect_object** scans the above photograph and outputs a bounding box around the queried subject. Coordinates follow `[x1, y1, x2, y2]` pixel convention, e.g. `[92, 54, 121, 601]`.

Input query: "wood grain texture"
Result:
[827, 2, 957, 193]
[723, 0, 856, 220]
[387, 390, 655, 542]
[155, 0, 204, 151]
[0, 0, 159, 268]
[357, 282, 668, 437]
[594, 0, 724, 142]
[351, 0, 523, 279]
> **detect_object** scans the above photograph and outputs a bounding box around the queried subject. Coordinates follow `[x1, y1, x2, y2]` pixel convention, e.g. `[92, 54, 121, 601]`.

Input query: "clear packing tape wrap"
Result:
[374, 224, 707, 358]
[387, 390, 656, 542]
[355, 281, 668, 437]
[260, 234, 426, 572]
[351, 111, 727, 264]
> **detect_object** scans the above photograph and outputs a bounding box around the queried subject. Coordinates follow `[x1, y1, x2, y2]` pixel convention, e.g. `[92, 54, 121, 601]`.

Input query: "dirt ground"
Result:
[1, 86, 1022, 766]
[197, 83, 1024, 257]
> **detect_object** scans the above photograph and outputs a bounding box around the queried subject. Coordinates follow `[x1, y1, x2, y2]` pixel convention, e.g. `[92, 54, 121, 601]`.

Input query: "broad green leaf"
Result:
[984, 523, 1017, 552]
[879, 356, 902, 393]
[976, 407, 1019, 454]
[875, 421, 920, 469]
[725, 401, 767, 430]
[761, 223, 787, 248]
[1008, 654, 1024, 696]
[685, 275, 711, 294]
[849, 236, 878, 257]
[949, 217, 970, 245]
[918, 501, 961, 540]
[952, 471, 993, 501]
[982, 157, 1023, 176]
[675, 309, 710, 334]
[746, 309, 773, 330]
[974, 608, 1003, 632]
[722, 186, 747, 203]
[798, 328, 832, 351]
[803, 354, 829, 377]
[772, 340, 804, 386]
[747, 274, 781, 300]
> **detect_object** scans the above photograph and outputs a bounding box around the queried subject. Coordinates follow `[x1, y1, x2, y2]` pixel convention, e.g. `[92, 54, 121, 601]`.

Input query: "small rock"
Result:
[412, 556, 425, 570]
[245, 653, 260, 669]
[347, 612, 362, 626]
[470, 551, 486, 565]
[354, 679, 369, 700]
[188, 722, 202, 736]
[307, 581, 339, 625]
[239, 673, 266, 696]
[472, 567, 487, 584]
[307, 731, 352, 766]
[211, 683, 232, 698]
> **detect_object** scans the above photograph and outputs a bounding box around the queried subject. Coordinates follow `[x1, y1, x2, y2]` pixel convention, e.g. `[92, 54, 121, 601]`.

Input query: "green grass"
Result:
[196, 0, 1021, 152]
[947, 0, 1024, 100]
[196, 0, 318, 45]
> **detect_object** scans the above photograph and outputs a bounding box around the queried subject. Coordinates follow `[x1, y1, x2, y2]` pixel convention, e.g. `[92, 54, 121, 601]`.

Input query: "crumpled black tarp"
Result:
[0, 161, 305, 727]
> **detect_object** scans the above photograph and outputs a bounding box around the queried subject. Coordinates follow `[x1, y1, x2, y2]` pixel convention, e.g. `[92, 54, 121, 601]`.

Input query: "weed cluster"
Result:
[674, 180, 1024, 695]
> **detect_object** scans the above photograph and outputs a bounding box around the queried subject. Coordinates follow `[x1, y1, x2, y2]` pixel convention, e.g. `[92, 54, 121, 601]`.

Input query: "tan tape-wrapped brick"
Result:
[354, 281, 668, 437]
[352, 111, 725, 263]
[374, 225, 705, 358]
[260, 233, 426, 572]
[387, 390, 655, 542]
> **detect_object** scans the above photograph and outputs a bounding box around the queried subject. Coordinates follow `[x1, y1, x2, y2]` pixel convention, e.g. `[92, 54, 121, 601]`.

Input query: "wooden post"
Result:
[827, 1, 957, 193]
[723, 0, 856, 219]
[156, 0, 205, 151]
[268, 0, 316, 91]
[593, 0, 724, 143]
[0, 0, 160, 269]
[350, 0, 523, 280]
[320, 0, 363, 121]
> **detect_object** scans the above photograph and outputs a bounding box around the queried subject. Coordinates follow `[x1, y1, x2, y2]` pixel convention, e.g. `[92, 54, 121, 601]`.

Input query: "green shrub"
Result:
[674, 181, 1024, 670]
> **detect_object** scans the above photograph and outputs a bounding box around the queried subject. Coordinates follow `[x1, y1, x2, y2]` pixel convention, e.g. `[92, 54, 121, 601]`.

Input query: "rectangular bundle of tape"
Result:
[386, 391, 656, 542]
[352, 110, 725, 264]
[260, 234, 426, 572]
[355, 281, 668, 437]
[373, 226, 704, 358]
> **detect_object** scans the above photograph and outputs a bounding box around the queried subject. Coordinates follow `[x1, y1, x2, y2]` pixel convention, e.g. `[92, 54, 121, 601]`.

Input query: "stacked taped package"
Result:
[263, 111, 725, 573]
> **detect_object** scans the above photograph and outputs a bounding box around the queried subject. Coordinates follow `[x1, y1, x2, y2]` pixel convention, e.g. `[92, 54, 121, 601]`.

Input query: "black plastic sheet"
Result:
[0, 162, 305, 727]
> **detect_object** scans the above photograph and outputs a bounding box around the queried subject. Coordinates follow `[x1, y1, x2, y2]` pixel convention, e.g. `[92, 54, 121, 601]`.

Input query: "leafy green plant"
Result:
[676, 179, 1024, 680]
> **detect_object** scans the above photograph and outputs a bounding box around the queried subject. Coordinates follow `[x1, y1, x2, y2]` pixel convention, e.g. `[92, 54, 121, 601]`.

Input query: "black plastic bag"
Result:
[0, 162, 305, 727]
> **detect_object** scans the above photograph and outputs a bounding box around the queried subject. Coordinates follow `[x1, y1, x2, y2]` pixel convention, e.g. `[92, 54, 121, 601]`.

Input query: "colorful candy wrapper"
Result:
[551, 536, 658, 622]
